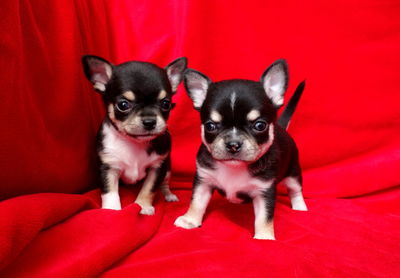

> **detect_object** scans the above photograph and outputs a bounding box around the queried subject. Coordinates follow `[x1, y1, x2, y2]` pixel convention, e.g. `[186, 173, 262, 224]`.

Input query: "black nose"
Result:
[142, 118, 156, 130]
[226, 141, 242, 154]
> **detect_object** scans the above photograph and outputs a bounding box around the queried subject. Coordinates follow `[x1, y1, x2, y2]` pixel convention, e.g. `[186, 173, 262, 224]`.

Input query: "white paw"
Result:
[139, 206, 155, 215]
[292, 204, 308, 211]
[291, 195, 308, 211]
[174, 215, 201, 229]
[291, 198, 308, 211]
[102, 203, 122, 210]
[101, 193, 121, 210]
[254, 233, 276, 240]
[165, 193, 179, 202]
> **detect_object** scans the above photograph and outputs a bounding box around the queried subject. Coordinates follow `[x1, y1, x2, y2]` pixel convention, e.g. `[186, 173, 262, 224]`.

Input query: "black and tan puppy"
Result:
[82, 56, 187, 214]
[174, 60, 307, 239]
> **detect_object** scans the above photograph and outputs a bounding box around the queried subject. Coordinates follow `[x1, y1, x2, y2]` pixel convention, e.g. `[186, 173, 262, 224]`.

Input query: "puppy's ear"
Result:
[184, 69, 211, 111]
[82, 55, 113, 93]
[260, 59, 288, 108]
[165, 57, 187, 93]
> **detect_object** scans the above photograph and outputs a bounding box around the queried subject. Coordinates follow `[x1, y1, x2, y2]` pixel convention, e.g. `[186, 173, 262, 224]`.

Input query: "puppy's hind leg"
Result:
[282, 176, 308, 211]
[160, 171, 179, 202]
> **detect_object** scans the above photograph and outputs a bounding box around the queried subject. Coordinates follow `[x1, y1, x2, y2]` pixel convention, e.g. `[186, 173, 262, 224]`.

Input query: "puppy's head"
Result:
[184, 60, 288, 162]
[82, 55, 187, 141]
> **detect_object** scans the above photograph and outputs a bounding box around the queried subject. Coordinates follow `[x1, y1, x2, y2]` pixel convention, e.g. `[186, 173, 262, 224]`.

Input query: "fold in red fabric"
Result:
[1, 188, 399, 277]
[101, 190, 400, 278]
[0, 189, 164, 277]
[1, 0, 399, 277]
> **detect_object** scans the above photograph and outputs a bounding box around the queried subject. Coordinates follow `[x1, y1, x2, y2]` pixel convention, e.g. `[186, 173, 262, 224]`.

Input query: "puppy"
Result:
[174, 59, 307, 239]
[82, 55, 187, 214]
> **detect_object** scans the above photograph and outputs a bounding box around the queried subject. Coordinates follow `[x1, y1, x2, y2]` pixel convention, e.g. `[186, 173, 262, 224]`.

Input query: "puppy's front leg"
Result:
[174, 176, 213, 229]
[134, 167, 159, 215]
[253, 187, 276, 240]
[101, 165, 122, 210]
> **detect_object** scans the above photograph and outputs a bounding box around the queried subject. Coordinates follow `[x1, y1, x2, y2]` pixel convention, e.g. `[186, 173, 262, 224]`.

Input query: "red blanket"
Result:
[1, 0, 399, 277]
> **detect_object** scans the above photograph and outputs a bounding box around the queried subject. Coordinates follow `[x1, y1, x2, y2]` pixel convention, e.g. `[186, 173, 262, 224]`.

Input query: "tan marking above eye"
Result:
[210, 110, 222, 122]
[247, 110, 260, 121]
[122, 91, 135, 101]
[108, 104, 116, 121]
[158, 90, 167, 100]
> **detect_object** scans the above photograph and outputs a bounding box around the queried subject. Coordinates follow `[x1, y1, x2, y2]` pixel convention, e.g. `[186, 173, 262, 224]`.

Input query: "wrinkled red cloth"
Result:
[0, 0, 399, 277]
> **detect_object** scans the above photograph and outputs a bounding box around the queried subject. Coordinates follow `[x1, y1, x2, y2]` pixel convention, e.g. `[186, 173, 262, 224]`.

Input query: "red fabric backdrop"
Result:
[1, 0, 399, 277]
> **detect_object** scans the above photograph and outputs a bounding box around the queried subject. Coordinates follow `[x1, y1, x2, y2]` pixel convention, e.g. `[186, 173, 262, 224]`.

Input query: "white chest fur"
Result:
[197, 161, 274, 203]
[100, 123, 165, 184]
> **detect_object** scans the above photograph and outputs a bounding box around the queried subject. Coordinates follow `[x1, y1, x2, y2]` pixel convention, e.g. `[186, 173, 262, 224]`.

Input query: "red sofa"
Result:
[1, 0, 399, 277]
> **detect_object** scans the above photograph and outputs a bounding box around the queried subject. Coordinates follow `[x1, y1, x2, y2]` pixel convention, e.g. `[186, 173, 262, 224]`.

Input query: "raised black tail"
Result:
[277, 80, 305, 130]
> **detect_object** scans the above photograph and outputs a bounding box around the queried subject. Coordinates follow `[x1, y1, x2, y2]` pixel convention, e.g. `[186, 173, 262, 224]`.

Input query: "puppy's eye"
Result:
[253, 120, 268, 132]
[160, 99, 172, 111]
[116, 100, 132, 112]
[205, 121, 218, 132]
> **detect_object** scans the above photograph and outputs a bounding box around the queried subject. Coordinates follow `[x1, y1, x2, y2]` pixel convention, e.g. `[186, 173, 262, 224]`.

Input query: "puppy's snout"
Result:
[142, 118, 157, 130]
[226, 141, 242, 154]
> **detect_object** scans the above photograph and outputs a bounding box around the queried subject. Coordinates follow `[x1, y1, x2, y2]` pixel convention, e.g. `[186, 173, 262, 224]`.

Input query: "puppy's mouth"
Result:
[125, 132, 159, 140]
[219, 159, 247, 166]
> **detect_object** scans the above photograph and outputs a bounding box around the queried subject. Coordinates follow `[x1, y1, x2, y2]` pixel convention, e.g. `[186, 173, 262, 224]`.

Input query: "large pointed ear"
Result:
[260, 59, 289, 108]
[81, 55, 113, 93]
[184, 69, 211, 111]
[165, 57, 187, 93]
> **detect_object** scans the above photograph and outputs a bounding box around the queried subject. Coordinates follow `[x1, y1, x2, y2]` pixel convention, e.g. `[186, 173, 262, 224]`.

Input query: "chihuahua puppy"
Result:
[82, 55, 187, 214]
[174, 59, 307, 239]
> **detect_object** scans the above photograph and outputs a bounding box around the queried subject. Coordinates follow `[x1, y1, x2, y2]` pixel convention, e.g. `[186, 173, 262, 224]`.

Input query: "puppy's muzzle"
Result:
[225, 141, 242, 154]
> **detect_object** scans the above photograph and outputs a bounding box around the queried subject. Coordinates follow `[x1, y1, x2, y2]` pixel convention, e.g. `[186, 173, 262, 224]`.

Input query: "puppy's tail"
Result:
[277, 80, 305, 130]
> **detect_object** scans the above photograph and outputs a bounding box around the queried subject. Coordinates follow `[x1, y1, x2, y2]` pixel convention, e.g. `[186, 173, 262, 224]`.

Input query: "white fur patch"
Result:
[197, 161, 274, 203]
[100, 123, 165, 185]
[101, 191, 121, 210]
[210, 110, 222, 122]
[230, 92, 237, 111]
[247, 110, 260, 121]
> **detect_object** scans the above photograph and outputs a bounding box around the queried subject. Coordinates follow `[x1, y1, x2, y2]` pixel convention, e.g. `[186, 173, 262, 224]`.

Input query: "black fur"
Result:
[147, 131, 171, 155]
[277, 80, 305, 129]
[262, 186, 276, 221]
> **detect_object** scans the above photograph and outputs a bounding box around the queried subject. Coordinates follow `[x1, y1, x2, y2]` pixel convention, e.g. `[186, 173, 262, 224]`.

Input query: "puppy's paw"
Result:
[101, 193, 122, 210]
[165, 193, 179, 202]
[174, 215, 201, 229]
[102, 204, 122, 210]
[292, 203, 308, 211]
[291, 197, 308, 211]
[139, 206, 155, 215]
[290, 193, 308, 211]
[253, 232, 276, 240]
